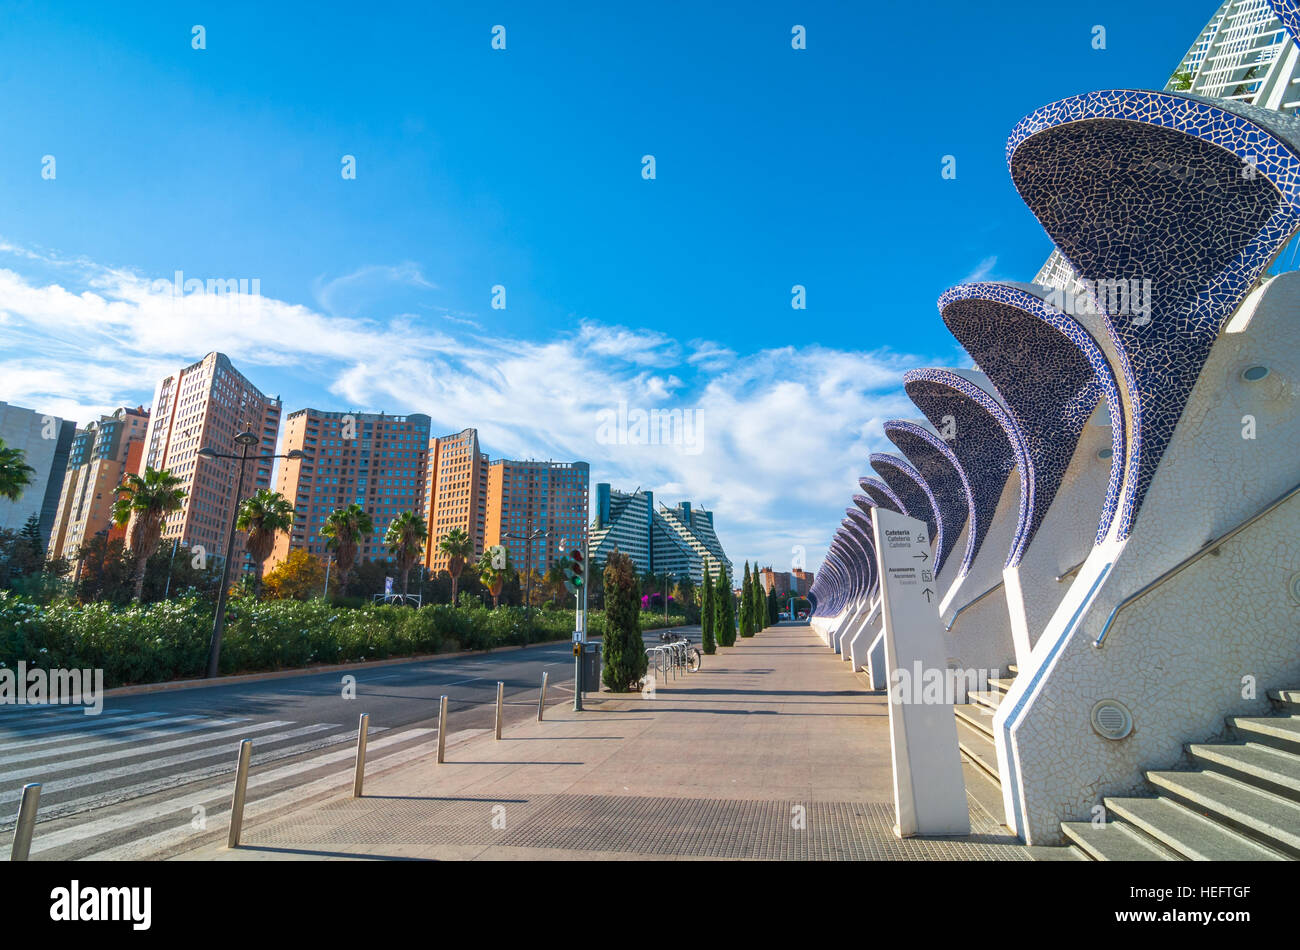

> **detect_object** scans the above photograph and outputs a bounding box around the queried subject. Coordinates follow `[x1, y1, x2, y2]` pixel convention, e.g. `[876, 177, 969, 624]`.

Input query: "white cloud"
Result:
[0, 242, 941, 574]
[960, 255, 999, 284]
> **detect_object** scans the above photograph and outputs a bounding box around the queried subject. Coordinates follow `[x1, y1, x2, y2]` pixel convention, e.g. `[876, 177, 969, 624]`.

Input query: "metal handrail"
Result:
[1094, 479, 1300, 648]
[944, 581, 1005, 632]
[1056, 558, 1087, 583]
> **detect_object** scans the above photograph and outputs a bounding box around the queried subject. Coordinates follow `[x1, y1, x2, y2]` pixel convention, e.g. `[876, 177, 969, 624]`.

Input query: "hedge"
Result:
[0, 592, 684, 689]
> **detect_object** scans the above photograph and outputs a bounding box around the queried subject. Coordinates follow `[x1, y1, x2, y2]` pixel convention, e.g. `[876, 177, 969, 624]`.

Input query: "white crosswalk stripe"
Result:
[0, 714, 236, 767]
[0, 710, 160, 742]
[0, 705, 453, 858]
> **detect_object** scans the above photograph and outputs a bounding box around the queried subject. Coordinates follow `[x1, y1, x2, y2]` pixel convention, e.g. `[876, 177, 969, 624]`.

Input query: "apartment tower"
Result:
[266, 409, 431, 573]
[47, 406, 150, 566]
[140, 352, 282, 572]
[483, 459, 590, 576]
[422, 428, 490, 574]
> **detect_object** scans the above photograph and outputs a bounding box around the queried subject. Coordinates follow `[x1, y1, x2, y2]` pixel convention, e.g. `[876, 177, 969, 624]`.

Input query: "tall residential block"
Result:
[421, 428, 489, 574]
[140, 352, 282, 572]
[483, 459, 589, 576]
[47, 406, 150, 565]
[268, 409, 431, 572]
[0, 400, 77, 545]
[588, 482, 731, 584]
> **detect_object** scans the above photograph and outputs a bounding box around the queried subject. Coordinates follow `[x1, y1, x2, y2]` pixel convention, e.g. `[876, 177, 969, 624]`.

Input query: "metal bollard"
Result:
[10, 783, 41, 861]
[352, 713, 369, 798]
[227, 739, 253, 848]
[436, 695, 448, 764]
[495, 682, 504, 740]
[537, 671, 549, 721]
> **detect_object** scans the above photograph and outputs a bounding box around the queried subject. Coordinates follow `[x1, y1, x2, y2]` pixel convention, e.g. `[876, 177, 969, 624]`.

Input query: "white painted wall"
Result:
[999, 272, 1300, 844]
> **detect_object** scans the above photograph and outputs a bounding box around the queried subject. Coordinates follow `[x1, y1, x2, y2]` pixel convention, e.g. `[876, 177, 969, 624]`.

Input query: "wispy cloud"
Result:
[0, 241, 939, 573]
[960, 254, 999, 284]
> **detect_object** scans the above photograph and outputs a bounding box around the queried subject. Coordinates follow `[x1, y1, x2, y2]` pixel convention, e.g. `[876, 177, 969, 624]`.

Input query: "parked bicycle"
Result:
[657, 629, 702, 672]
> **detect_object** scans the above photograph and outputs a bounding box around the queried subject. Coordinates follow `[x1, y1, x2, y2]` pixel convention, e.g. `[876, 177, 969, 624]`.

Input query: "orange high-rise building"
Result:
[483, 459, 589, 578]
[267, 409, 431, 573]
[139, 352, 282, 573]
[47, 406, 151, 568]
[422, 428, 489, 573]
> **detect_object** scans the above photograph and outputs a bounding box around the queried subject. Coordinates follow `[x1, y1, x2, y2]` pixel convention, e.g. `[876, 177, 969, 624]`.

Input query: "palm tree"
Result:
[476, 546, 515, 609]
[0, 438, 35, 502]
[322, 503, 373, 592]
[438, 526, 474, 606]
[545, 556, 569, 604]
[385, 511, 428, 598]
[112, 467, 187, 602]
[236, 489, 294, 596]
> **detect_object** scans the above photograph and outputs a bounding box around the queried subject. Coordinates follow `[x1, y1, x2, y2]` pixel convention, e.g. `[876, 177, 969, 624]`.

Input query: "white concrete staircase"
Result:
[954, 665, 1015, 787]
[1062, 687, 1300, 860]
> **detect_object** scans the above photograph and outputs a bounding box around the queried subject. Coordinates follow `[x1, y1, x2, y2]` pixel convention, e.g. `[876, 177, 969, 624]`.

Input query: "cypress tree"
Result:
[714, 562, 735, 646]
[701, 559, 716, 654]
[739, 562, 754, 638]
[767, 586, 779, 625]
[752, 571, 766, 631]
[601, 550, 647, 691]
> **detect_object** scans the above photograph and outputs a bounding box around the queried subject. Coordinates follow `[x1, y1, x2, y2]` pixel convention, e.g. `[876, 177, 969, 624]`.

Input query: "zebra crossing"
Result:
[0, 704, 444, 859]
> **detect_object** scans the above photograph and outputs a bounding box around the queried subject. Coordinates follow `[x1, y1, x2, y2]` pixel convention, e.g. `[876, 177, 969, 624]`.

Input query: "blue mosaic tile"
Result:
[1269, 1, 1300, 52]
[1007, 89, 1300, 538]
[937, 282, 1124, 566]
[903, 369, 1018, 576]
[885, 420, 971, 577]
[859, 477, 906, 516]
[870, 453, 938, 549]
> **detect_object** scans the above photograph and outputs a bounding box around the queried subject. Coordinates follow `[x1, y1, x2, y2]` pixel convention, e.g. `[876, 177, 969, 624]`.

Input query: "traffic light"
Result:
[564, 548, 584, 593]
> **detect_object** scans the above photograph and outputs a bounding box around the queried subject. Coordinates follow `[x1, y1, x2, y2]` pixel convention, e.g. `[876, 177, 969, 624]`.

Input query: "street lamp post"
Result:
[199, 429, 302, 679]
[503, 513, 548, 623]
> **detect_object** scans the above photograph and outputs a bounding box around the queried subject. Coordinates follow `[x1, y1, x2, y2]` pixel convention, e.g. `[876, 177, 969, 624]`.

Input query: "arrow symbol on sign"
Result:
[913, 551, 929, 561]
[921, 588, 934, 603]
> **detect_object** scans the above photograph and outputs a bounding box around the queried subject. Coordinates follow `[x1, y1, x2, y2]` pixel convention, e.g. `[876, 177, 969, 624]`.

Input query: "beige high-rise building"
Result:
[47, 406, 150, 567]
[140, 352, 282, 573]
[266, 409, 430, 573]
[422, 428, 489, 573]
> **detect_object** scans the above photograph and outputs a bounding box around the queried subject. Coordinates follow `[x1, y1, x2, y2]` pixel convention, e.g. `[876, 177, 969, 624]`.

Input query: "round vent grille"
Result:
[1241, 365, 1269, 382]
[1098, 448, 1113, 460]
[1090, 700, 1133, 741]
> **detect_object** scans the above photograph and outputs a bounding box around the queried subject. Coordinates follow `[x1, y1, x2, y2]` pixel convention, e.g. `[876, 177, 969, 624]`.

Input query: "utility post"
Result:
[566, 541, 587, 711]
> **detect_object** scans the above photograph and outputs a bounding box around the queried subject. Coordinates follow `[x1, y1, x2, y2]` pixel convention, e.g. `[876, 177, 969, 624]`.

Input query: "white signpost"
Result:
[871, 506, 971, 839]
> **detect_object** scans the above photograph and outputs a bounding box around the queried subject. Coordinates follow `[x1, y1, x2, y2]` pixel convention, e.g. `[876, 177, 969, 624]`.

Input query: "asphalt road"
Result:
[0, 625, 700, 859]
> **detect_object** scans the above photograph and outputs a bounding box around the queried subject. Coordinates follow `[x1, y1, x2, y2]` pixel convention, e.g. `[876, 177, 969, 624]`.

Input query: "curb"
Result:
[103, 636, 582, 699]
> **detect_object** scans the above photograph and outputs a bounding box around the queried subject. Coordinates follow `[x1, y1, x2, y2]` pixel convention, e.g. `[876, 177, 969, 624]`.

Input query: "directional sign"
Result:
[870, 505, 970, 839]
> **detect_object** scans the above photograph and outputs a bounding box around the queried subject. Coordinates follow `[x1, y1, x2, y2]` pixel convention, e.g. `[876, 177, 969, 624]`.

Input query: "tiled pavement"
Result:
[175, 623, 1036, 861]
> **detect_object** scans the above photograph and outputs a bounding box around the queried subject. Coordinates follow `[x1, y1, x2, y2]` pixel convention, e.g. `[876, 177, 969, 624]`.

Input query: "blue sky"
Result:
[0, 0, 1213, 573]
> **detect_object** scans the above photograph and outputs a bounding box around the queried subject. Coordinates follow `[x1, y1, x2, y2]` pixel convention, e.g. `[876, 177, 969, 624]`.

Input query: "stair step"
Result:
[1060, 821, 1182, 861]
[1147, 769, 1300, 857]
[1268, 688, 1300, 711]
[954, 703, 995, 739]
[955, 718, 1000, 783]
[1230, 715, 1300, 752]
[970, 689, 1003, 712]
[1007, 664, 1018, 675]
[1188, 742, 1300, 803]
[1104, 796, 1286, 861]
[989, 677, 1016, 694]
